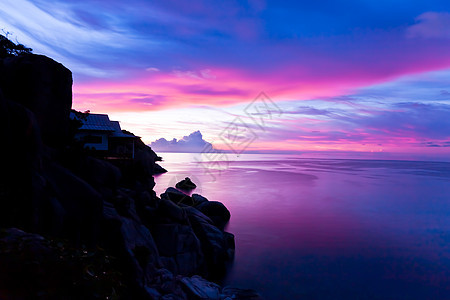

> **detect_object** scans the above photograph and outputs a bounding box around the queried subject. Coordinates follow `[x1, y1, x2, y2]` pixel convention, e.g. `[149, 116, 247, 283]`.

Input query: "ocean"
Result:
[153, 153, 450, 299]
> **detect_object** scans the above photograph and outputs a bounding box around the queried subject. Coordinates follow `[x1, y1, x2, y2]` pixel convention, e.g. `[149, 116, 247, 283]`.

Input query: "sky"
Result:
[1, 0, 450, 159]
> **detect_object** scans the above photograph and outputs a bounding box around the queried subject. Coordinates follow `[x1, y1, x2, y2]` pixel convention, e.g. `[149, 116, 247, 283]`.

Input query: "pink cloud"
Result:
[72, 21, 450, 115]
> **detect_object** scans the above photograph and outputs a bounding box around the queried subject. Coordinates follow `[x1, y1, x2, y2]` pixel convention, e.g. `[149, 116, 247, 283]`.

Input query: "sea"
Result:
[153, 153, 450, 299]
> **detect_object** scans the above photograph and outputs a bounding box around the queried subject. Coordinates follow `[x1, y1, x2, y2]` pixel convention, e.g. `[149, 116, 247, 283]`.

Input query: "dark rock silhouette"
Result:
[0, 37, 260, 299]
[0, 228, 123, 298]
[0, 54, 72, 148]
[192, 193, 209, 206]
[185, 206, 235, 279]
[176, 177, 197, 190]
[162, 187, 194, 206]
[195, 201, 231, 231]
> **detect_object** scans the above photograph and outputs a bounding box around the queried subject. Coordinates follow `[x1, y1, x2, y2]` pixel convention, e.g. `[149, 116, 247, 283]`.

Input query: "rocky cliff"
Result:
[0, 52, 261, 299]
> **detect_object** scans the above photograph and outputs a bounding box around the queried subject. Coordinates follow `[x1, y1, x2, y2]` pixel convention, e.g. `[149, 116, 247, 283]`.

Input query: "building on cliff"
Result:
[70, 112, 138, 159]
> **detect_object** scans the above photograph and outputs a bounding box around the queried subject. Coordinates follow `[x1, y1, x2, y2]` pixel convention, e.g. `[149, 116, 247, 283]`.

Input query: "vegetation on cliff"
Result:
[0, 33, 32, 58]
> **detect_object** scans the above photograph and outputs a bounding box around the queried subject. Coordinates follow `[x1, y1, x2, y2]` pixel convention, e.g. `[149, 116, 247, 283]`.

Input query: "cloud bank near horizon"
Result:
[150, 130, 213, 153]
[2, 1, 450, 155]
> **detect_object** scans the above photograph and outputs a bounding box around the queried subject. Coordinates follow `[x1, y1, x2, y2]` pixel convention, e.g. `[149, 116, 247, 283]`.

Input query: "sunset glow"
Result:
[2, 0, 450, 158]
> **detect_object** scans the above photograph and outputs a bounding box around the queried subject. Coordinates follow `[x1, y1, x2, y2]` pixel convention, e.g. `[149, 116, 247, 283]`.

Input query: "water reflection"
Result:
[154, 153, 450, 299]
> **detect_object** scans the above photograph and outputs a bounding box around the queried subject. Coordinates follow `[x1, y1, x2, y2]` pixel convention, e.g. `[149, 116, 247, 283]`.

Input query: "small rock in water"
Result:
[176, 177, 197, 190]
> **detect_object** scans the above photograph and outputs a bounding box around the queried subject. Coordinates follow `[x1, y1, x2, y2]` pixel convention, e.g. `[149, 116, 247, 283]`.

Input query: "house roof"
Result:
[70, 112, 140, 138]
[70, 112, 116, 131]
[110, 121, 138, 138]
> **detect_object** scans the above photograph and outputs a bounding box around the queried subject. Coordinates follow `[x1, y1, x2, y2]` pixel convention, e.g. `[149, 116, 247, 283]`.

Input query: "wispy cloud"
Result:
[3, 1, 450, 155]
[0, 0, 163, 78]
[254, 101, 450, 151]
[407, 12, 450, 39]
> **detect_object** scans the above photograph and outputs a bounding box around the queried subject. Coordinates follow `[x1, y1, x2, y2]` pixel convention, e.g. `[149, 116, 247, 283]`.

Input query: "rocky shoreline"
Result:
[0, 51, 261, 299]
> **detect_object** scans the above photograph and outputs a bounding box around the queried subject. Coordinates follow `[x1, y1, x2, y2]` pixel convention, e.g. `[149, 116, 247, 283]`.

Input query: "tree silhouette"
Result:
[0, 33, 32, 58]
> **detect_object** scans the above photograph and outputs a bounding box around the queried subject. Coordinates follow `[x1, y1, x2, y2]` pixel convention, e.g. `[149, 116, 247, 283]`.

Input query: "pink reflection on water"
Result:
[154, 153, 450, 299]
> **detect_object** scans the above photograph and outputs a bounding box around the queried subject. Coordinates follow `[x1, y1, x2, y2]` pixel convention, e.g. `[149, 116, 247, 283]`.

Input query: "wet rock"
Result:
[152, 268, 175, 285]
[180, 275, 221, 300]
[158, 275, 187, 299]
[196, 201, 231, 230]
[137, 190, 159, 208]
[158, 199, 188, 223]
[162, 187, 194, 206]
[192, 194, 209, 206]
[153, 163, 168, 174]
[151, 223, 204, 276]
[145, 286, 162, 299]
[186, 207, 235, 278]
[184, 206, 214, 226]
[102, 202, 162, 298]
[221, 287, 263, 299]
[176, 177, 197, 190]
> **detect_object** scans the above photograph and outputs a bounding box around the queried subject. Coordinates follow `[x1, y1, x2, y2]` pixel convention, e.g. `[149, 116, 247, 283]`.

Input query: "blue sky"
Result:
[1, 0, 450, 158]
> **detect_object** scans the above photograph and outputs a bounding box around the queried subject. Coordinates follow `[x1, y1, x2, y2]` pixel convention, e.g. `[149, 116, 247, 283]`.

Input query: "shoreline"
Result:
[0, 52, 261, 299]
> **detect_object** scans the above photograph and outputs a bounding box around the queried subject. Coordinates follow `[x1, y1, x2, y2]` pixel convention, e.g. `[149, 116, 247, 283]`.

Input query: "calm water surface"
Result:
[154, 153, 450, 299]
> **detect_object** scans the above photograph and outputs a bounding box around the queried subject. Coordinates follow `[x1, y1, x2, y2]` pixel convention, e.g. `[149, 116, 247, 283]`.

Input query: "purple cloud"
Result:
[150, 130, 213, 152]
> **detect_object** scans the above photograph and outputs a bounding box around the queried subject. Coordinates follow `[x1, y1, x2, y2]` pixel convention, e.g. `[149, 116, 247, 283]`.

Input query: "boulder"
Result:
[196, 201, 231, 230]
[157, 199, 188, 224]
[151, 223, 204, 276]
[0, 91, 41, 231]
[134, 190, 160, 224]
[0, 54, 73, 147]
[111, 155, 156, 190]
[179, 275, 221, 300]
[162, 187, 194, 206]
[175, 177, 197, 190]
[32, 170, 66, 236]
[185, 207, 235, 279]
[114, 188, 139, 219]
[184, 206, 214, 226]
[43, 160, 103, 245]
[192, 194, 209, 206]
[101, 201, 162, 298]
[153, 163, 168, 174]
[68, 156, 122, 192]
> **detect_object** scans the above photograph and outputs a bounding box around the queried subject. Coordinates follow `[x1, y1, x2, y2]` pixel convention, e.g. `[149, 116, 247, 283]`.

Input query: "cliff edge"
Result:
[0, 47, 260, 299]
